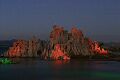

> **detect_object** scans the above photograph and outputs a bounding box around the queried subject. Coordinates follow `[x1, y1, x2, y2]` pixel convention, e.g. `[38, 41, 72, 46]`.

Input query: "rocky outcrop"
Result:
[4, 25, 108, 59]
[4, 37, 46, 57]
[50, 26, 90, 57]
[94, 41, 108, 54]
[50, 44, 70, 60]
[40, 25, 108, 59]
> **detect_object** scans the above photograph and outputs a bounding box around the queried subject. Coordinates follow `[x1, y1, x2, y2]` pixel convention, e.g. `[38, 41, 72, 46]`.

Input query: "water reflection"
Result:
[0, 58, 120, 80]
[54, 60, 70, 65]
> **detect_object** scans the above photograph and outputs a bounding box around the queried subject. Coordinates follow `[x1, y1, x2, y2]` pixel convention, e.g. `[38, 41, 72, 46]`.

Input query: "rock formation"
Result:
[40, 25, 108, 59]
[5, 36, 45, 57]
[50, 26, 89, 56]
[94, 41, 108, 54]
[50, 44, 70, 60]
[4, 25, 108, 59]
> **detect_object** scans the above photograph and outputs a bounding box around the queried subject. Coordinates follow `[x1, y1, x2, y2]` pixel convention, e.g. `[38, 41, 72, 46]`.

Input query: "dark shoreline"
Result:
[0, 56, 120, 62]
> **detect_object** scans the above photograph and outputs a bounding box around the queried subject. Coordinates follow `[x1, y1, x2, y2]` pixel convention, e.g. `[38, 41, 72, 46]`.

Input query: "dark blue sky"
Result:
[0, 0, 120, 42]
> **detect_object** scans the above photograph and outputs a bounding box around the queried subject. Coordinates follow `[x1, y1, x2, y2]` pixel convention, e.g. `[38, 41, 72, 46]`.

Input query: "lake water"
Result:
[0, 58, 120, 80]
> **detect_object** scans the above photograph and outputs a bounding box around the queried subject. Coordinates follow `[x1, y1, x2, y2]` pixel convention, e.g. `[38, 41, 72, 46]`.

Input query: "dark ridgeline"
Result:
[0, 39, 16, 56]
[2, 25, 108, 59]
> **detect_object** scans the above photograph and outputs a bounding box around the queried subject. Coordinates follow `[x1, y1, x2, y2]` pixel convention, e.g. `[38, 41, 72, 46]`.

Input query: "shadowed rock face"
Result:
[3, 25, 108, 59]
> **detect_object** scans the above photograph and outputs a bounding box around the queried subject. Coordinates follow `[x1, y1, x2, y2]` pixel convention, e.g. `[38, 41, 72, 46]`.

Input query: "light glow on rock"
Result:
[94, 42, 108, 55]
[51, 44, 70, 60]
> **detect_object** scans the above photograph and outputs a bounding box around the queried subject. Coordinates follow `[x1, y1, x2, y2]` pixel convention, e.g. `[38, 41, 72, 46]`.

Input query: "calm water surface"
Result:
[0, 58, 120, 80]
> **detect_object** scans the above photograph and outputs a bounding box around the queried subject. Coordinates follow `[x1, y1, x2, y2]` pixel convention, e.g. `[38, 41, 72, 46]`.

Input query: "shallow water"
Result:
[0, 58, 120, 80]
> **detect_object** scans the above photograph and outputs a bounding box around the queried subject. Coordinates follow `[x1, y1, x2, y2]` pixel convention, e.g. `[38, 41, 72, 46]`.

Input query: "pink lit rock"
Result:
[51, 44, 70, 60]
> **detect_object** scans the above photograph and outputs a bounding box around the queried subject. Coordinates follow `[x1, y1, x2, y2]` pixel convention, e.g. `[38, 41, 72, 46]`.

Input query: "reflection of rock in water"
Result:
[4, 25, 108, 59]
[53, 60, 70, 69]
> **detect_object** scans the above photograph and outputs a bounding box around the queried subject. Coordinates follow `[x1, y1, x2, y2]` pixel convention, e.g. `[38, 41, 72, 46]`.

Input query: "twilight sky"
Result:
[0, 0, 120, 42]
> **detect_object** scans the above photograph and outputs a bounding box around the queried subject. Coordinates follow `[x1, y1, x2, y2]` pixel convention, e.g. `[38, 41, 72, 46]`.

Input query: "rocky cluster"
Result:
[50, 44, 70, 60]
[4, 37, 46, 57]
[43, 25, 108, 59]
[94, 42, 108, 54]
[50, 26, 93, 56]
[3, 25, 108, 59]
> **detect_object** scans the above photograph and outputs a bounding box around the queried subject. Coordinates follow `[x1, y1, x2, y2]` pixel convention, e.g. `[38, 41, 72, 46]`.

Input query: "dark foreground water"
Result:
[0, 58, 120, 80]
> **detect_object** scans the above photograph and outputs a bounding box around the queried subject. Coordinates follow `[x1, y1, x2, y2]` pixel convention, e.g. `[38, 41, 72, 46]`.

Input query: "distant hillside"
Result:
[103, 42, 120, 54]
[0, 39, 16, 54]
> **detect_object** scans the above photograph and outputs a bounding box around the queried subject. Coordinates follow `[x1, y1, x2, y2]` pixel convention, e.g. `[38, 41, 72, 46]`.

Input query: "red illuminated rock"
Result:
[5, 40, 27, 57]
[49, 25, 91, 57]
[4, 25, 108, 59]
[5, 36, 42, 57]
[48, 25, 108, 58]
[94, 42, 108, 54]
[71, 27, 84, 40]
[51, 44, 70, 60]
